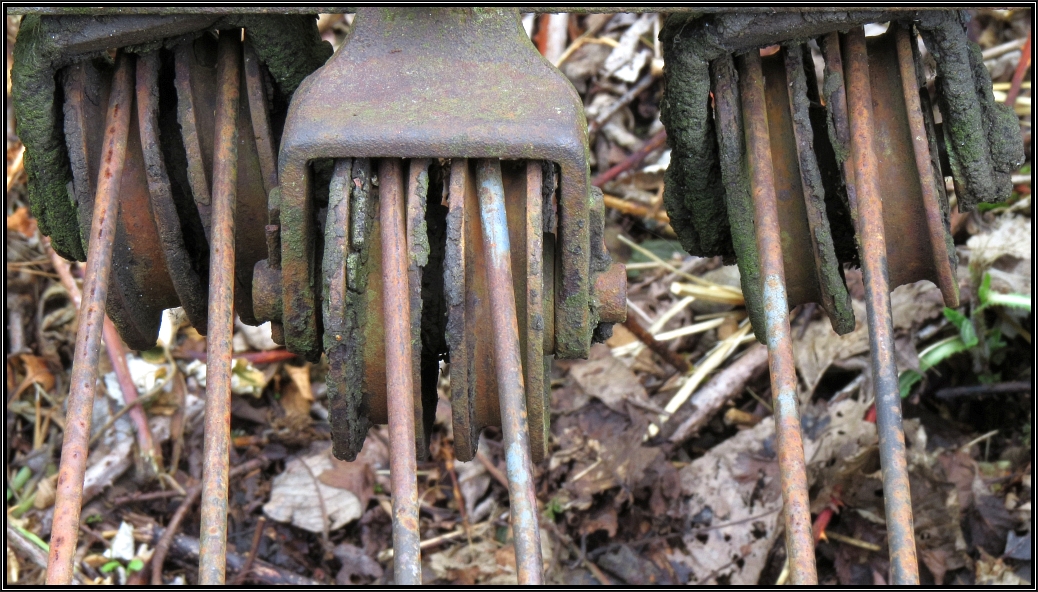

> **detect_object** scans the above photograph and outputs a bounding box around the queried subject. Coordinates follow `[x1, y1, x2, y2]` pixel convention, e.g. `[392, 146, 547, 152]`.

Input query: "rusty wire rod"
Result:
[736, 51, 818, 585]
[841, 27, 920, 584]
[46, 51, 135, 585]
[379, 158, 423, 585]
[476, 159, 545, 585]
[198, 30, 242, 585]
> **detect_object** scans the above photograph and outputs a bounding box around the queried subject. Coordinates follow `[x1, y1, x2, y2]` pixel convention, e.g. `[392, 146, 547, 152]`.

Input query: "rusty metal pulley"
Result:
[16, 7, 626, 585]
[13, 15, 331, 585]
[659, 10, 1023, 585]
[249, 8, 626, 584]
[13, 14, 331, 349]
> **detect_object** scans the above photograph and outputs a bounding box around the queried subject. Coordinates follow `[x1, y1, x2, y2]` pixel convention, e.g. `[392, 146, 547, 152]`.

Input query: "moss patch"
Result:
[12, 16, 85, 260]
[915, 11, 1023, 210]
[709, 54, 766, 342]
[660, 14, 733, 260]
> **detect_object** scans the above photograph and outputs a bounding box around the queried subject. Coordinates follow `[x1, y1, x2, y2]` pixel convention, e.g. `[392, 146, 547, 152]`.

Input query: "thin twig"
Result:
[6, 144, 25, 192]
[554, 14, 612, 67]
[592, 129, 668, 187]
[167, 372, 188, 474]
[589, 72, 658, 133]
[544, 522, 613, 585]
[102, 316, 161, 474]
[622, 315, 691, 372]
[935, 380, 1032, 399]
[690, 507, 781, 533]
[110, 489, 186, 505]
[961, 429, 1000, 452]
[173, 348, 298, 364]
[475, 450, 509, 490]
[87, 370, 173, 448]
[982, 36, 1027, 60]
[1005, 29, 1032, 107]
[378, 527, 470, 561]
[603, 194, 671, 225]
[616, 234, 741, 295]
[668, 344, 769, 444]
[230, 516, 266, 585]
[444, 451, 474, 550]
[44, 237, 82, 307]
[150, 485, 201, 585]
[649, 322, 754, 438]
[824, 531, 882, 552]
[7, 523, 86, 584]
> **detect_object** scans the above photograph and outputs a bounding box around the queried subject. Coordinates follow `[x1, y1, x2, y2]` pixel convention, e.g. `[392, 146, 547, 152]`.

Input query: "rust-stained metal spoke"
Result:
[841, 27, 920, 585]
[379, 158, 423, 585]
[476, 159, 544, 585]
[46, 50, 135, 586]
[524, 162, 549, 462]
[780, 44, 854, 334]
[198, 30, 242, 585]
[736, 51, 818, 586]
[324, 159, 360, 460]
[174, 38, 214, 239]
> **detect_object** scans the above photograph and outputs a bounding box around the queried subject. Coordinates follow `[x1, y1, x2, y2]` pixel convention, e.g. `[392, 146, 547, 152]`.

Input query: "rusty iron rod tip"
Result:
[379, 158, 423, 585]
[198, 30, 242, 585]
[842, 27, 920, 584]
[737, 50, 818, 586]
[46, 51, 135, 585]
[476, 159, 545, 585]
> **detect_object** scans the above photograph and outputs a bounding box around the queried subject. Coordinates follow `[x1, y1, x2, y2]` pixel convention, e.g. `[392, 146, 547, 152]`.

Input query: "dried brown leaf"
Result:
[13, 354, 55, 398]
[281, 363, 314, 419]
[569, 356, 650, 414]
[6, 206, 37, 238]
[319, 459, 375, 510]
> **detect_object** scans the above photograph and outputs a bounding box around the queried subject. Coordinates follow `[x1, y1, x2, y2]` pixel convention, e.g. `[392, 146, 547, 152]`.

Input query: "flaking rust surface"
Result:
[12, 16, 84, 260]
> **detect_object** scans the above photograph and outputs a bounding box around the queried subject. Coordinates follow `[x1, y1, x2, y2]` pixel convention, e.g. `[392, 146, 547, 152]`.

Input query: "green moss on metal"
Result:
[820, 68, 849, 166]
[659, 14, 733, 260]
[915, 11, 1023, 210]
[409, 167, 431, 267]
[966, 40, 1023, 196]
[12, 16, 86, 260]
[709, 54, 766, 343]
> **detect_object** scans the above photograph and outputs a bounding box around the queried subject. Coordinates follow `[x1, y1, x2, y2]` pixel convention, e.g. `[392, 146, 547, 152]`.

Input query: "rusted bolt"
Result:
[252, 259, 283, 324]
[593, 263, 627, 324]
